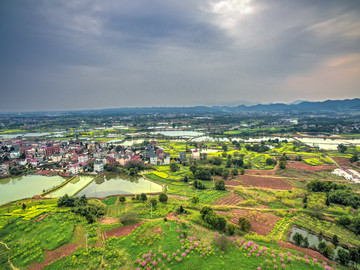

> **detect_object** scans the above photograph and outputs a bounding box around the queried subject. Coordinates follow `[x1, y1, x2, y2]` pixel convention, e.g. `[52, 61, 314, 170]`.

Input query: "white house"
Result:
[78, 154, 88, 163]
[94, 161, 104, 173]
[69, 164, 80, 175]
[149, 153, 158, 165]
[191, 150, 200, 160]
[10, 151, 20, 159]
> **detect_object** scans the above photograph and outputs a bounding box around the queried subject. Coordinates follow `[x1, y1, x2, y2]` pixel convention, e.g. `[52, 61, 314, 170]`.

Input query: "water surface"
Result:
[0, 175, 65, 205]
[76, 173, 162, 197]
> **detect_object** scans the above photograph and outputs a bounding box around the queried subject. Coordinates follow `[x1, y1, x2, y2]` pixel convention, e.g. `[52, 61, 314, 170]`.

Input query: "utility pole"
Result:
[85, 233, 88, 252]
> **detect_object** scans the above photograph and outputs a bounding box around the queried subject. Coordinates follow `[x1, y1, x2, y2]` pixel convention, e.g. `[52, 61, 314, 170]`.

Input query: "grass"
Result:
[293, 212, 360, 247]
[102, 196, 117, 205]
[45, 219, 340, 270]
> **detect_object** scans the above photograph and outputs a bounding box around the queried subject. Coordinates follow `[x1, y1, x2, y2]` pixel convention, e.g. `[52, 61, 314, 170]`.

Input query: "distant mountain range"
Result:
[1, 98, 359, 116]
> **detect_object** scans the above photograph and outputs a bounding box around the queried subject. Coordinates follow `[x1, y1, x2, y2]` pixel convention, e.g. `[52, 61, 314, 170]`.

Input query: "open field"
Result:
[231, 175, 296, 190]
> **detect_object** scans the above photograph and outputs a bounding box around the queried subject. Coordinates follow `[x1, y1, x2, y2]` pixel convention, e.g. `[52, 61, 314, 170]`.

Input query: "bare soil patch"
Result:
[286, 161, 336, 171]
[213, 192, 243, 206]
[232, 175, 295, 190]
[104, 223, 142, 240]
[217, 209, 280, 236]
[279, 241, 334, 264]
[28, 243, 78, 270]
[99, 217, 120, 225]
[246, 169, 276, 176]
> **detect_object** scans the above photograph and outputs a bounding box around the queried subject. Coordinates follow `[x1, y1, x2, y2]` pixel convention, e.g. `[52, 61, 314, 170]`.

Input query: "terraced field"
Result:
[213, 192, 243, 205]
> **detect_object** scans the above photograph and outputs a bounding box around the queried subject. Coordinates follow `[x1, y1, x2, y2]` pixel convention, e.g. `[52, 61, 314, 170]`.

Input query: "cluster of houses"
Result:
[0, 138, 187, 176]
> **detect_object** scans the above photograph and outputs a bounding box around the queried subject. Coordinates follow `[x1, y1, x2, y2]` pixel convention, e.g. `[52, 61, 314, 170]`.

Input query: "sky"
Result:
[0, 0, 359, 112]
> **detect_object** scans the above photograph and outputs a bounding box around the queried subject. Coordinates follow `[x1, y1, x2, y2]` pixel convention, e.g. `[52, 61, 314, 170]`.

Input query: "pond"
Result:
[45, 175, 95, 198]
[0, 175, 66, 205]
[295, 137, 360, 150]
[288, 226, 349, 262]
[150, 130, 203, 137]
[75, 173, 163, 197]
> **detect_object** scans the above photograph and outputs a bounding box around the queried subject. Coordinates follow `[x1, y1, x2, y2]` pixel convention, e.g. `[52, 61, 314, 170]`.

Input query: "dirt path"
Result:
[168, 194, 188, 200]
[0, 241, 19, 270]
[28, 243, 78, 270]
[279, 241, 334, 264]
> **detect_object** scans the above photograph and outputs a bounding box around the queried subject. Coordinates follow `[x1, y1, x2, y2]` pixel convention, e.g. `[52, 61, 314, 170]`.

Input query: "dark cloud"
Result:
[0, 0, 359, 111]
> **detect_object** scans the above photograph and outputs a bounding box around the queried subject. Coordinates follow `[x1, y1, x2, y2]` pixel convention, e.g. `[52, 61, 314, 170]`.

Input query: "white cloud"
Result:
[309, 12, 360, 41]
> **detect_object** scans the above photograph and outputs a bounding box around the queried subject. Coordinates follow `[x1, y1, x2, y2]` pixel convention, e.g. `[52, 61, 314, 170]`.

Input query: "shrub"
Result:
[226, 223, 236, 236]
[159, 192, 168, 203]
[140, 193, 147, 202]
[119, 196, 126, 203]
[191, 196, 199, 204]
[292, 232, 303, 246]
[238, 217, 251, 232]
[324, 244, 335, 258]
[215, 235, 230, 252]
[215, 179, 226, 190]
[193, 180, 205, 189]
[149, 198, 157, 208]
[338, 248, 351, 265]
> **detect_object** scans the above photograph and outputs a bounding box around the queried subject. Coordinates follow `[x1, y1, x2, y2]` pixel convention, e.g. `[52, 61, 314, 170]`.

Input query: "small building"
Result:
[191, 150, 200, 160]
[10, 151, 20, 159]
[69, 164, 80, 175]
[94, 161, 104, 173]
[162, 153, 171, 165]
[78, 154, 89, 163]
[149, 153, 158, 165]
[179, 151, 187, 162]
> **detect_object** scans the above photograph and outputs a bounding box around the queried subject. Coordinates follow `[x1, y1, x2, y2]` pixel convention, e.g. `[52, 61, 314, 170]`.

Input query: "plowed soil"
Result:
[216, 209, 280, 236]
[28, 243, 78, 270]
[213, 192, 243, 206]
[104, 223, 142, 240]
[232, 175, 295, 190]
[286, 161, 336, 171]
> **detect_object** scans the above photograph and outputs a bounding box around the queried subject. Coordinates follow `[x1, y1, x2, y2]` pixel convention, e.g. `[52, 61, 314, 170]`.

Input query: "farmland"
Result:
[1, 113, 360, 270]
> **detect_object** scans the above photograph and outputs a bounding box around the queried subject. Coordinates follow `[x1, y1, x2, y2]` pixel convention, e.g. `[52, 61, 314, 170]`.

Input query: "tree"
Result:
[140, 193, 147, 202]
[231, 168, 238, 178]
[324, 244, 335, 258]
[238, 217, 251, 231]
[187, 171, 194, 179]
[338, 248, 351, 265]
[189, 165, 197, 173]
[292, 233, 303, 246]
[119, 196, 126, 203]
[240, 168, 245, 175]
[22, 203, 26, 210]
[211, 157, 222, 166]
[191, 196, 199, 204]
[226, 223, 236, 236]
[349, 248, 360, 264]
[222, 169, 229, 180]
[170, 162, 179, 172]
[279, 161, 286, 169]
[193, 180, 205, 189]
[350, 154, 359, 163]
[222, 145, 228, 152]
[183, 175, 188, 182]
[266, 158, 275, 166]
[215, 179, 226, 190]
[351, 217, 360, 235]
[332, 234, 339, 245]
[194, 168, 212, 181]
[338, 144, 347, 153]
[159, 192, 168, 203]
[150, 198, 157, 208]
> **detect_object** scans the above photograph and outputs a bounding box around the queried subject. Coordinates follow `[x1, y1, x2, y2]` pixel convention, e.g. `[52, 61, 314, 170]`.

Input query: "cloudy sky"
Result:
[0, 0, 359, 111]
